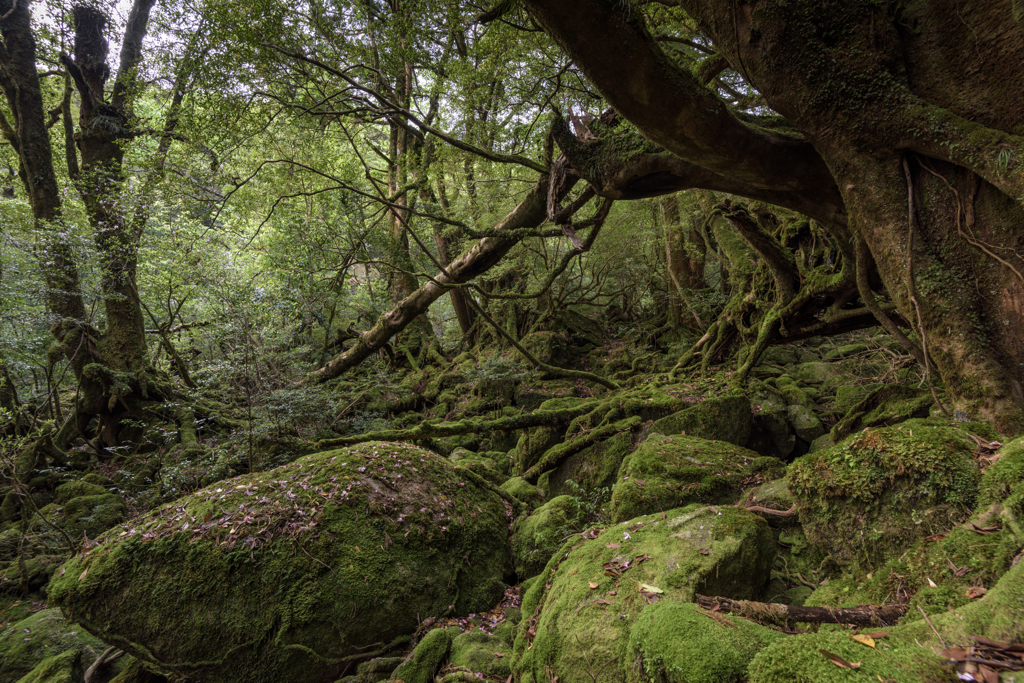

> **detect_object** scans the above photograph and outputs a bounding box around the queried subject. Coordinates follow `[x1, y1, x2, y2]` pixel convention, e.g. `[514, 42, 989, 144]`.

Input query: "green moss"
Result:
[53, 482, 107, 505]
[15, 649, 83, 683]
[610, 435, 776, 523]
[979, 435, 1024, 507]
[500, 477, 545, 509]
[545, 431, 632, 498]
[0, 608, 109, 682]
[449, 629, 511, 677]
[628, 601, 786, 683]
[513, 505, 776, 683]
[46, 442, 512, 683]
[390, 628, 452, 683]
[652, 395, 753, 448]
[60, 494, 127, 540]
[510, 496, 584, 579]
[830, 385, 933, 441]
[789, 420, 981, 569]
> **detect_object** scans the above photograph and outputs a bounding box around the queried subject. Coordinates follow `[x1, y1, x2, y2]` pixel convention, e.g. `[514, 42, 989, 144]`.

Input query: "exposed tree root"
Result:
[694, 594, 908, 627]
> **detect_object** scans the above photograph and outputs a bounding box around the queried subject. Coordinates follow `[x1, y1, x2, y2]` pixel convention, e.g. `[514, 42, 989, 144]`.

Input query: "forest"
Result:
[1, 0, 1023, 681]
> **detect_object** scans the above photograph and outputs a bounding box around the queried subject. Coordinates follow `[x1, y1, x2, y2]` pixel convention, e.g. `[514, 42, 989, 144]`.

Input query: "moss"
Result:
[652, 395, 753, 448]
[500, 477, 545, 509]
[16, 649, 83, 683]
[390, 628, 452, 683]
[449, 629, 511, 677]
[0, 608, 109, 682]
[610, 435, 775, 523]
[53, 481, 107, 505]
[789, 419, 981, 569]
[627, 601, 786, 683]
[60, 494, 127, 539]
[545, 431, 632, 498]
[978, 435, 1024, 507]
[46, 442, 512, 683]
[510, 496, 584, 579]
[513, 505, 776, 683]
[830, 385, 933, 441]
[906, 584, 970, 617]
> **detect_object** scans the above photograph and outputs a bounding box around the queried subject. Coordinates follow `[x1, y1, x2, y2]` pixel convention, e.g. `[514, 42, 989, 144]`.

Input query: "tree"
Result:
[508, 0, 1024, 432]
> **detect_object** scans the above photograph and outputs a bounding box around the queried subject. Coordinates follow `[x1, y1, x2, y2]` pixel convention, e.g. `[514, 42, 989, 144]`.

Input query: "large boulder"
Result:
[609, 434, 782, 523]
[47, 442, 513, 683]
[830, 385, 933, 441]
[652, 395, 753, 448]
[510, 495, 584, 579]
[789, 420, 981, 569]
[513, 504, 775, 683]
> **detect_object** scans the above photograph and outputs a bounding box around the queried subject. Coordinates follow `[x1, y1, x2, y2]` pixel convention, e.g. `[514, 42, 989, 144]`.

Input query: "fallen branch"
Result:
[743, 504, 797, 517]
[694, 595, 908, 627]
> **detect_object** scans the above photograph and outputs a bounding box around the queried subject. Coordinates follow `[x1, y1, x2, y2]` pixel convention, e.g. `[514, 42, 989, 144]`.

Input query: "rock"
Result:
[16, 649, 83, 683]
[789, 420, 981, 569]
[627, 600, 785, 683]
[60, 494, 128, 540]
[47, 442, 513, 683]
[785, 405, 824, 443]
[772, 377, 816, 410]
[511, 496, 584, 579]
[831, 383, 882, 415]
[501, 477, 545, 509]
[513, 505, 776, 683]
[545, 431, 633, 499]
[389, 628, 452, 683]
[758, 347, 801, 366]
[790, 362, 836, 386]
[740, 478, 798, 528]
[979, 435, 1024, 506]
[0, 608, 112, 682]
[653, 395, 752, 448]
[449, 629, 512, 677]
[807, 433, 833, 453]
[514, 379, 577, 412]
[610, 434, 778, 523]
[823, 343, 869, 360]
[746, 381, 795, 459]
[830, 385, 933, 441]
[53, 481, 107, 504]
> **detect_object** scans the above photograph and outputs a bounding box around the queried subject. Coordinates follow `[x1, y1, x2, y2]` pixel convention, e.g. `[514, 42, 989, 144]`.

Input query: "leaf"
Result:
[78, 568, 88, 581]
[966, 586, 987, 599]
[862, 631, 890, 639]
[605, 543, 621, 549]
[819, 650, 860, 669]
[927, 577, 937, 587]
[640, 584, 664, 594]
[594, 598, 612, 605]
[589, 582, 599, 589]
[851, 634, 876, 649]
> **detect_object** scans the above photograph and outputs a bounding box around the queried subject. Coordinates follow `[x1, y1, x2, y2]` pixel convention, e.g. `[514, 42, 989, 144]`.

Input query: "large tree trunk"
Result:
[519, 0, 1024, 433]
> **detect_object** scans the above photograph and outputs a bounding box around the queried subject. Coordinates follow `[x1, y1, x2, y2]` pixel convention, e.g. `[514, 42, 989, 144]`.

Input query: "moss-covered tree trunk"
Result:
[520, 0, 1024, 433]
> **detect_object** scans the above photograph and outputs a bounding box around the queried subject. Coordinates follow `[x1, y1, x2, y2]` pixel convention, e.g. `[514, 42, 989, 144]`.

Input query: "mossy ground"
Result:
[46, 442, 513, 683]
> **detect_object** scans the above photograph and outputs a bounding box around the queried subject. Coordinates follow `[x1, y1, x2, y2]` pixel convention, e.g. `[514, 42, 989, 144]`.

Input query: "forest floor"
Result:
[1, 327, 1023, 683]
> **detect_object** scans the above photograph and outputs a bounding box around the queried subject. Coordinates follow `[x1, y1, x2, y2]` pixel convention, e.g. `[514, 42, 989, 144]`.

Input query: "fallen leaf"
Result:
[607, 590, 617, 596]
[605, 543, 621, 549]
[819, 650, 860, 669]
[966, 586, 987, 599]
[862, 632, 890, 639]
[699, 548, 710, 556]
[851, 634, 876, 649]
[640, 584, 664, 594]
[589, 582, 599, 589]
[78, 568, 88, 581]
[594, 598, 612, 605]
[927, 577, 937, 587]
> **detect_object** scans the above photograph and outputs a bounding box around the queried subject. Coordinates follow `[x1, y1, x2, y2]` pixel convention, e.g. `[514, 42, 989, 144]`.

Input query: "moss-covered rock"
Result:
[53, 481, 107, 505]
[830, 385, 933, 441]
[746, 381, 795, 459]
[500, 477, 545, 509]
[16, 649, 83, 683]
[609, 434, 775, 523]
[510, 496, 583, 579]
[545, 431, 633, 499]
[790, 362, 836, 386]
[47, 442, 513, 683]
[389, 628, 452, 683]
[772, 376, 816, 411]
[513, 504, 775, 683]
[789, 420, 981, 570]
[627, 600, 786, 683]
[449, 629, 511, 677]
[0, 608, 111, 682]
[979, 435, 1024, 507]
[652, 395, 753, 448]
[785, 405, 824, 443]
[740, 478, 799, 528]
[60, 494, 127, 540]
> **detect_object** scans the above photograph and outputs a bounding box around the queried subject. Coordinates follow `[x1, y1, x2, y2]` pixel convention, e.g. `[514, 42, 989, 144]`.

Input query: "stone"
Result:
[510, 495, 584, 579]
[48, 442, 513, 683]
[653, 395, 753, 448]
[785, 405, 824, 443]
[513, 504, 776, 683]
[610, 434, 779, 523]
